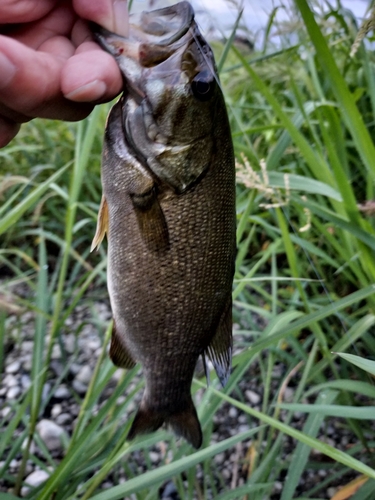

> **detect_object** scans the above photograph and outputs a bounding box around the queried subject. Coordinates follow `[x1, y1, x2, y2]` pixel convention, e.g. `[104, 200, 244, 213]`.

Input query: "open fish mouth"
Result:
[92, 2, 195, 68]
[91, 1, 214, 99]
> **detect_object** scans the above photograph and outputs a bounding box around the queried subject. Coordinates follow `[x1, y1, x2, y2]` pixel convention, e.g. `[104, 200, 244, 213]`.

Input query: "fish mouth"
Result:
[91, 1, 195, 70]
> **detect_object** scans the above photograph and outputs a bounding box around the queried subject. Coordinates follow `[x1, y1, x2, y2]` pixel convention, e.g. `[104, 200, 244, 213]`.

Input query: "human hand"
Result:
[0, 0, 127, 147]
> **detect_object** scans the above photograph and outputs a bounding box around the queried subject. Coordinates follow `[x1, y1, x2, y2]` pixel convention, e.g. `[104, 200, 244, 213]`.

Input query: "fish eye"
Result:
[191, 70, 215, 101]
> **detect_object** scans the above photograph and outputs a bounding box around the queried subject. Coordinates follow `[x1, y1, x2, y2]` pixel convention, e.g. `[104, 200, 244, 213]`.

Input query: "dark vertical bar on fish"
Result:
[91, 1, 236, 449]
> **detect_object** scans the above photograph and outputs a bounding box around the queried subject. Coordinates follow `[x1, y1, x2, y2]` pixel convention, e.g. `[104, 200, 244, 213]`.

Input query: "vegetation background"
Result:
[1, 0, 375, 498]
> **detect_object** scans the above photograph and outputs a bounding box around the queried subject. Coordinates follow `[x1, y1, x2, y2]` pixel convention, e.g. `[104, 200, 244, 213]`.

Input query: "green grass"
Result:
[2, 0, 375, 498]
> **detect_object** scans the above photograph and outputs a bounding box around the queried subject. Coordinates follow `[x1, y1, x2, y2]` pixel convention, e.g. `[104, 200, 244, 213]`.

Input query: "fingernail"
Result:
[0, 53, 17, 90]
[65, 80, 107, 101]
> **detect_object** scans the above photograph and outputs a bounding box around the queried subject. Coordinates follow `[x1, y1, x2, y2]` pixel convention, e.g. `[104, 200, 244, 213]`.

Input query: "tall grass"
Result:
[1, 0, 375, 498]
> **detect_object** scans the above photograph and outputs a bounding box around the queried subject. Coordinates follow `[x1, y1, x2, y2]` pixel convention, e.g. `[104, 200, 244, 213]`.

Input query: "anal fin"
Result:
[205, 295, 233, 387]
[109, 320, 136, 369]
[91, 195, 109, 252]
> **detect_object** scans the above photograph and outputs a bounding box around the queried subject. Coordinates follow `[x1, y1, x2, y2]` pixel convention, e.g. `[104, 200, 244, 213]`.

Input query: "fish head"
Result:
[92, 1, 223, 193]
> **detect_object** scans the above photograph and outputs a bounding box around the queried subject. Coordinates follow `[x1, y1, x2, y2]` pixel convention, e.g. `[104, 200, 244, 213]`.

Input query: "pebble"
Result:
[1, 407, 11, 418]
[245, 390, 261, 405]
[22, 438, 36, 455]
[7, 386, 21, 400]
[50, 360, 64, 377]
[21, 374, 31, 389]
[69, 363, 81, 376]
[22, 356, 32, 371]
[51, 404, 63, 418]
[149, 451, 159, 463]
[5, 360, 21, 374]
[9, 459, 18, 470]
[162, 481, 178, 499]
[36, 419, 67, 451]
[229, 407, 238, 418]
[75, 365, 92, 385]
[72, 380, 87, 395]
[21, 469, 50, 496]
[3, 374, 18, 387]
[21, 340, 34, 352]
[54, 385, 70, 399]
[87, 338, 101, 351]
[51, 344, 61, 360]
[238, 424, 250, 433]
[64, 333, 76, 353]
[56, 413, 72, 426]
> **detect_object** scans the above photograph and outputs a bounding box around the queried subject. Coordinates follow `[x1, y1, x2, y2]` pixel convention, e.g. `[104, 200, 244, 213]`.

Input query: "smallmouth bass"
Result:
[91, 1, 236, 449]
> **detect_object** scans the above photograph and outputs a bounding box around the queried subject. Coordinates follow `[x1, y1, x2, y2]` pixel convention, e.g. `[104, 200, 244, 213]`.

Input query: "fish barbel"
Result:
[91, 1, 236, 449]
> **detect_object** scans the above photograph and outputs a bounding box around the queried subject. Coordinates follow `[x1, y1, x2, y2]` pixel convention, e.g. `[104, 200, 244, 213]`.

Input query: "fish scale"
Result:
[91, 1, 236, 449]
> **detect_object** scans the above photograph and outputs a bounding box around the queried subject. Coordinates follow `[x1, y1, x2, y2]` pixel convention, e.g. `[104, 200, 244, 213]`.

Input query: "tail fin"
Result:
[128, 398, 202, 449]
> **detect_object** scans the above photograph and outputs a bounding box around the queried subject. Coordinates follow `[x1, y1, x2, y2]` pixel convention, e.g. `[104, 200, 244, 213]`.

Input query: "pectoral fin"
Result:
[91, 195, 109, 252]
[131, 188, 169, 253]
[205, 295, 233, 387]
[109, 320, 136, 369]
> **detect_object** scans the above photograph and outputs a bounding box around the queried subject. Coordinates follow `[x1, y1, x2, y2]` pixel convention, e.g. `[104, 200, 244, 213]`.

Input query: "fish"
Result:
[91, 1, 236, 449]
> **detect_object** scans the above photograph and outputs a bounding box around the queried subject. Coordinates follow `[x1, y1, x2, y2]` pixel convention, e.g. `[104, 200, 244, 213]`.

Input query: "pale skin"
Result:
[0, 0, 129, 148]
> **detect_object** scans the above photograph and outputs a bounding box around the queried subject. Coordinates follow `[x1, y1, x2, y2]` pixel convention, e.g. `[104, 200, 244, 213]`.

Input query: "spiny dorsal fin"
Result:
[91, 195, 109, 252]
[109, 320, 136, 369]
[205, 295, 233, 387]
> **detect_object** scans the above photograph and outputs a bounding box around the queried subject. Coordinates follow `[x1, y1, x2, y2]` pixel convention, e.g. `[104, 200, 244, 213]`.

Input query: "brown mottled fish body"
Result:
[92, 1, 235, 449]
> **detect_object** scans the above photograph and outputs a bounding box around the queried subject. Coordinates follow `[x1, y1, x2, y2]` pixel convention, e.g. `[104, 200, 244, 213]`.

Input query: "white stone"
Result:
[7, 386, 21, 400]
[5, 360, 21, 374]
[229, 407, 238, 418]
[245, 390, 261, 405]
[51, 344, 61, 360]
[21, 469, 49, 496]
[54, 385, 70, 399]
[72, 380, 87, 394]
[21, 340, 34, 353]
[36, 419, 66, 451]
[51, 404, 62, 418]
[22, 356, 32, 371]
[149, 451, 159, 463]
[22, 438, 36, 454]
[3, 374, 18, 387]
[75, 365, 92, 385]
[1, 406, 11, 418]
[87, 338, 101, 351]
[56, 413, 71, 426]
[21, 375, 31, 389]
[64, 333, 75, 353]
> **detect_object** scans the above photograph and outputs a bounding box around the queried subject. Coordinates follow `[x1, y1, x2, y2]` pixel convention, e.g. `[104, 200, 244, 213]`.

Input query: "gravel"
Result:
[36, 419, 67, 452]
[0, 292, 364, 499]
[21, 469, 50, 497]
